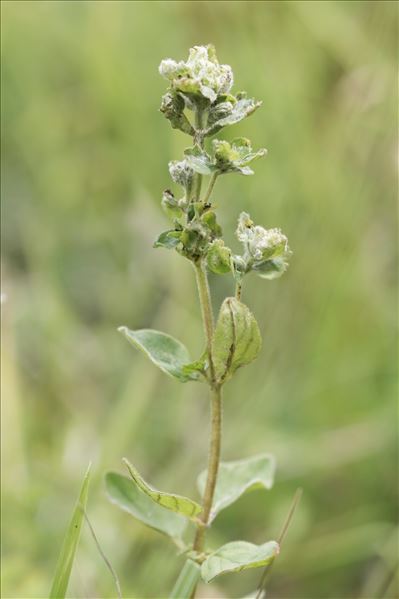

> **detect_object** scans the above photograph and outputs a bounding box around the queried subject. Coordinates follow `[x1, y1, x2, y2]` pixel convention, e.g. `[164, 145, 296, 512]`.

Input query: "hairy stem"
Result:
[192, 385, 222, 553]
[202, 172, 218, 205]
[193, 109, 204, 200]
[191, 259, 223, 597]
[194, 260, 215, 383]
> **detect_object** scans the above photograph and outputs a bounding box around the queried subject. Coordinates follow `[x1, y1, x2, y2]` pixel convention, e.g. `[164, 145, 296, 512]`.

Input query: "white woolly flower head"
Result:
[168, 159, 194, 189]
[159, 45, 233, 103]
[236, 212, 290, 262]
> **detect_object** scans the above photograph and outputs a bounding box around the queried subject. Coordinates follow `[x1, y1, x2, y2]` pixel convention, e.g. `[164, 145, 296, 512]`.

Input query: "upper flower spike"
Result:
[159, 45, 233, 104]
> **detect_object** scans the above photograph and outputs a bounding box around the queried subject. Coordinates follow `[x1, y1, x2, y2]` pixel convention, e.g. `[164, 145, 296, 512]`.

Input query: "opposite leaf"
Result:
[105, 472, 187, 542]
[197, 454, 275, 522]
[118, 327, 202, 382]
[201, 540, 279, 583]
[212, 298, 262, 384]
[205, 96, 262, 136]
[123, 458, 202, 519]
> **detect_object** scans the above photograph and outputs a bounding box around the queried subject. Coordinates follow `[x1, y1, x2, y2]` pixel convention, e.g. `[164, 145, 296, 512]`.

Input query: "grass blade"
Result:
[49, 464, 91, 598]
[169, 559, 201, 599]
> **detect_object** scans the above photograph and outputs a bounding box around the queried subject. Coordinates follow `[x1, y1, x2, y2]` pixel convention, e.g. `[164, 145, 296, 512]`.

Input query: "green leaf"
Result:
[49, 464, 91, 598]
[123, 458, 202, 519]
[154, 230, 182, 249]
[105, 472, 187, 542]
[207, 239, 232, 275]
[181, 353, 207, 378]
[169, 559, 201, 599]
[212, 298, 262, 384]
[205, 97, 262, 136]
[118, 327, 201, 382]
[184, 146, 216, 175]
[201, 540, 279, 583]
[198, 454, 275, 522]
[160, 91, 195, 136]
[253, 256, 289, 280]
[212, 138, 267, 176]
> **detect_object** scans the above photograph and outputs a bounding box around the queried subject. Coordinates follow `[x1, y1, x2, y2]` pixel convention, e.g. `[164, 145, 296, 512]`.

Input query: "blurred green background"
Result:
[1, 1, 397, 598]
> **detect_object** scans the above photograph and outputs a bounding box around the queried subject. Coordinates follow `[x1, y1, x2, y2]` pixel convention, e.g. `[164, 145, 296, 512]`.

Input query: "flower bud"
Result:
[168, 159, 194, 192]
[207, 240, 232, 275]
[236, 212, 291, 279]
[161, 190, 183, 220]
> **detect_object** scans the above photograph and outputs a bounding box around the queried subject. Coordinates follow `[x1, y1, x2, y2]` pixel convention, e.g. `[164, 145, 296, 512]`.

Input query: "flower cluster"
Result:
[234, 212, 291, 280]
[159, 45, 233, 104]
[159, 45, 262, 138]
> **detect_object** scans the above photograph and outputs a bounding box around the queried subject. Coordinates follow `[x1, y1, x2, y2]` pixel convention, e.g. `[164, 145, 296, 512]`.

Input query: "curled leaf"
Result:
[212, 298, 261, 384]
[105, 472, 187, 542]
[205, 96, 262, 136]
[207, 239, 232, 275]
[160, 91, 194, 136]
[123, 458, 202, 519]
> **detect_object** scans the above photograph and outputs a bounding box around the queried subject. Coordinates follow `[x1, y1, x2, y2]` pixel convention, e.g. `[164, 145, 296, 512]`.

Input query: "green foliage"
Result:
[154, 229, 182, 250]
[207, 239, 232, 275]
[201, 540, 279, 583]
[205, 93, 262, 136]
[49, 465, 91, 599]
[198, 454, 275, 522]
[185, 138, 267, 178]
[123, 458, 202, 519]
[105, 472, 187, 543]
[118, 327, 202, 382]
[212, 298, 262, 384]
[213, 138, 267, 176]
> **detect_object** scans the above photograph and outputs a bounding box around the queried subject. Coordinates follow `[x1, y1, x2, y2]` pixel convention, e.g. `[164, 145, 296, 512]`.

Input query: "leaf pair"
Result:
[106, 453, 275, 545]
[118, 298, 261, 387]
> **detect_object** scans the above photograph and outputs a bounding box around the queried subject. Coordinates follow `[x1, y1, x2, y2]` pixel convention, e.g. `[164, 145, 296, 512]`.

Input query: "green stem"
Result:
[202, 172, 218, 205]
[193, 109, 204, 200]
[192, 385, 222, 553]
[194, 260, 215, 383]
[190, 260, 223, 597]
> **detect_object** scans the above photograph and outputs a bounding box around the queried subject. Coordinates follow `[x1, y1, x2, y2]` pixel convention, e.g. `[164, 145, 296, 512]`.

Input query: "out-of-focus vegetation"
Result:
[1, 1, 397, 598]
